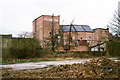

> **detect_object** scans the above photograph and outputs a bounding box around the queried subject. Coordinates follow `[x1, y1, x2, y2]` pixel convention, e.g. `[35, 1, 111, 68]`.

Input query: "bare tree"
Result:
[109, 11, 120, 36]
[17, 32, 33, 38]
[106, 10, 120, 57]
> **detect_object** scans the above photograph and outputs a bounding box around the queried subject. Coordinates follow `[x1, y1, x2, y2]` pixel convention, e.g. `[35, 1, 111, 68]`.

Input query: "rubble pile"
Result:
[2, 57, 119, 78]
[39, 57, 118, 78]
[80, 57, 118, 78]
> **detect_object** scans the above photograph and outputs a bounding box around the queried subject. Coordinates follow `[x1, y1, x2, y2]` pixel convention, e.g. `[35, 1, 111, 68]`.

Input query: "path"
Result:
[1, 58, 119, 70]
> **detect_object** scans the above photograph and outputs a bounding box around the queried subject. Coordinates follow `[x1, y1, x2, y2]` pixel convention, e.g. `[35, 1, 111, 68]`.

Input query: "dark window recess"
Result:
[70, 37, 72, 41]
[49, 32, 51, 36]
[80, 37, 83, 40]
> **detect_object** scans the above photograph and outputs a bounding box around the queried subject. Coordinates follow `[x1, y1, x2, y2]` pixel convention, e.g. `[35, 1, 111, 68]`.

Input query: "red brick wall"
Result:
[93, 28, 109, 46]
[33, 15, 109, 51]
[55, 45, 88, 52]
[33, 16, 43, 46]
[33, 15, 60, 47]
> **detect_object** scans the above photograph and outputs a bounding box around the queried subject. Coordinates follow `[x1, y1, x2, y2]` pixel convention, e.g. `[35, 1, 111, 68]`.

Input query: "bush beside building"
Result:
[1, 34, 52, 59]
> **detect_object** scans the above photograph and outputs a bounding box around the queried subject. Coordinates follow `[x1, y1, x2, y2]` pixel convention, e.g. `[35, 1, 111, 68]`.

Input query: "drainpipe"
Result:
[52, 14, 54, 52]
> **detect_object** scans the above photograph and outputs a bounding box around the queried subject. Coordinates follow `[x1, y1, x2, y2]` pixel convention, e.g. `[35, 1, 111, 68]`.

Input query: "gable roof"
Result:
[59, 25, 94, 32]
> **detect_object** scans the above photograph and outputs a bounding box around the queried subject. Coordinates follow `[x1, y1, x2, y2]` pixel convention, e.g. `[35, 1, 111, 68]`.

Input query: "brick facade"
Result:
[33, 15, 60, 47]
[33, 15, 109, 52]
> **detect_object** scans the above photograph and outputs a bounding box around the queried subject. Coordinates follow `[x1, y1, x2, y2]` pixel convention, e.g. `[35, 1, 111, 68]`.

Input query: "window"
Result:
[80, 37, 83, 40]
[49, 32, 51, 36]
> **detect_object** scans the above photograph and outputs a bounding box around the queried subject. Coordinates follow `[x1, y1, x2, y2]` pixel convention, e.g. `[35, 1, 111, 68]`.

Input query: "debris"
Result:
[2, 57, 119, 78]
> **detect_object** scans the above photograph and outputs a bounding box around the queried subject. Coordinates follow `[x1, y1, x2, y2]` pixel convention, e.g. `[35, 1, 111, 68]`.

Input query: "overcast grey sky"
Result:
[0, 0, 119, 37]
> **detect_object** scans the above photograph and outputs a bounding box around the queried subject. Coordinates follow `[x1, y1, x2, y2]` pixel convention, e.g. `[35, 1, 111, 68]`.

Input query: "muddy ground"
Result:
[2, 57, 120, 78]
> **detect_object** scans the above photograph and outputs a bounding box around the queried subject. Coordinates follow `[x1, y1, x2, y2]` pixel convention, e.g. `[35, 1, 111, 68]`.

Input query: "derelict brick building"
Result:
[33, 15, 60, 47]
[33, 15, 109, 52]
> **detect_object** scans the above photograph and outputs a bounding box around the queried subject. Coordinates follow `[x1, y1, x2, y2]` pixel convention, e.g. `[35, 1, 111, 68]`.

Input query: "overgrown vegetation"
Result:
[106, 34, 120, 57]
[2, 58, 57, 65]
[8, 37, 52, 59]
[2, 51, 105, 64]
[106, 10, 120, 57]
[106, 41, 120, 57]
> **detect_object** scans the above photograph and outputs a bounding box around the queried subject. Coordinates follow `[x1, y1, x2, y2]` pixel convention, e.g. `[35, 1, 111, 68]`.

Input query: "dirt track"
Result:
[1, 59, 90, 70]
[1, 57, 119, 70]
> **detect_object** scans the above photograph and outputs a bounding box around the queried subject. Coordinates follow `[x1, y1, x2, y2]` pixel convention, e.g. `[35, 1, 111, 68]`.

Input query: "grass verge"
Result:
[2, 56, 113, 65]
[2, 58, 58, 65]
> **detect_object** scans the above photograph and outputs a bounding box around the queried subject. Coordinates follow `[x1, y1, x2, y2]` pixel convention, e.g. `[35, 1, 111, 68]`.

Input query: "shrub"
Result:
[9, 38, 44, 59]
[106, 41, 120, 57]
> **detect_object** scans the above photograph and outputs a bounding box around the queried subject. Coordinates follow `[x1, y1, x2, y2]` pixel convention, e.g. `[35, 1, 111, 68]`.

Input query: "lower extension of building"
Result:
[33, 15, 110, 52]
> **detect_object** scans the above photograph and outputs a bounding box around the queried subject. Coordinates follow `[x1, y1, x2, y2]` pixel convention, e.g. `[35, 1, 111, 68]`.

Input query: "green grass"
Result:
[2, 57, 93, 65]
[2, 59, 58, 65]
[2, 56, 111, 65]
